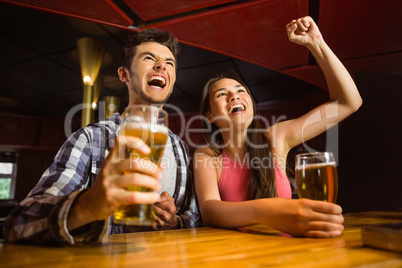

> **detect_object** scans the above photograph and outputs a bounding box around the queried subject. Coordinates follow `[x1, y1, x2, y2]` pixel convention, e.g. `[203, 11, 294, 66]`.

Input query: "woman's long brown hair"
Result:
[200, 72, 277, 199]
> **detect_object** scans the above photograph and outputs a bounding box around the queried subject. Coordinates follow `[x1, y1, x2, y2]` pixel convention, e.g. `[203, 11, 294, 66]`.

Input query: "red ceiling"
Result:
[319, 0, 402, 60]
[0, 0, 133, 26]
[1, 0, 401, 91]
[146, 0, 309, 69]
[124, 0, 237, 21]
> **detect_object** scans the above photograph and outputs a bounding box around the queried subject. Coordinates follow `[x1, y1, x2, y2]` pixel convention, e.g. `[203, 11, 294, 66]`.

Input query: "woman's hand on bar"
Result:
[259, 198, 344, 238]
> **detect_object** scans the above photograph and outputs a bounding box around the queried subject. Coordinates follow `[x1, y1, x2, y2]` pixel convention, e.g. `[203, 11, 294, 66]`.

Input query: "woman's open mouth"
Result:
[228, 104, 245, 113]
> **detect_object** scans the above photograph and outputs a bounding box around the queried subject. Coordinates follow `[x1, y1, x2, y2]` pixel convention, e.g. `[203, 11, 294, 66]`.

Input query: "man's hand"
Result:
[152, 191, 179, 230]
[67, 135, 162, 231]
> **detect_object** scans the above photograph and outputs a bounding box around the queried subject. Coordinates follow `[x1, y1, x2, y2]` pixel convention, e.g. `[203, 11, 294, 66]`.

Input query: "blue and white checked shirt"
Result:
[3, 113, 199, 245]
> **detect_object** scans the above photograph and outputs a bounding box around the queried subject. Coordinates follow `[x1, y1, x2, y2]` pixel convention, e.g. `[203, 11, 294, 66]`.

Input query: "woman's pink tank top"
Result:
[218, 151, 292, 201]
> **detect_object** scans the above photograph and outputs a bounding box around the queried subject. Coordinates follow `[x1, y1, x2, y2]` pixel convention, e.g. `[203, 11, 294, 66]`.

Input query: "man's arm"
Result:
[3, 129, 107, 245]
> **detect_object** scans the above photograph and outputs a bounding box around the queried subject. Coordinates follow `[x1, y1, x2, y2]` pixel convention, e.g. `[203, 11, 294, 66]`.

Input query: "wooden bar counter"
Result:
[1, 210, 401, 267]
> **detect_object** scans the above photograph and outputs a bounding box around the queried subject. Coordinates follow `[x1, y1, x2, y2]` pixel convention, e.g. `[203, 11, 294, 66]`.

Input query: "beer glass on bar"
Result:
[114, 105, 168, 225]
[295, 152, 338, 203]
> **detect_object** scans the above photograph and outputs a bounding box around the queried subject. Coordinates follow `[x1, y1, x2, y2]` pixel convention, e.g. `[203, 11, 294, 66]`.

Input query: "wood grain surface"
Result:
[1, 210, 401, 268]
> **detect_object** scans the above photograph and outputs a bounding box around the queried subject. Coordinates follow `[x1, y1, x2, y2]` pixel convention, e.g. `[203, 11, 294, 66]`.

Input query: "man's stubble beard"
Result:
[135, 88, 172, 107]
[128, 77, 173, 107]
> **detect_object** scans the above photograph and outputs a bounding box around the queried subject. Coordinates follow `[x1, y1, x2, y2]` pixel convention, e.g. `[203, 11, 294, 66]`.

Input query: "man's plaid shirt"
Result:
[3, 113, 199, 245]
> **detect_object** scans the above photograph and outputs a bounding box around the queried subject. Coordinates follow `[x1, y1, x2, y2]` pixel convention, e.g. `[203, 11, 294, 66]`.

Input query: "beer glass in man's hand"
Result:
[295, 152, 338, 203]
[114, 105, 169, 225]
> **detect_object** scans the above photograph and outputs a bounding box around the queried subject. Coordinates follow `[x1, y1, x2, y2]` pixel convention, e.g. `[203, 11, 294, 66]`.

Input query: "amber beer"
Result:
[114, 105, 168, 226]
[120, 124, 168, 166]
[295, 152, 338, 203]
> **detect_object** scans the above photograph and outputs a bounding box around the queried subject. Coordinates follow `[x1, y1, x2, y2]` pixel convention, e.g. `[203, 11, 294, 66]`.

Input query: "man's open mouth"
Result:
[228, 104, 245, 113]
[147, 76, 166, 89]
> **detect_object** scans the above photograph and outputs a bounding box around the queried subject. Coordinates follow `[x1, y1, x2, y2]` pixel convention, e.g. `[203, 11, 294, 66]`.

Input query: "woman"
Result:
[193, 16, 362, 238]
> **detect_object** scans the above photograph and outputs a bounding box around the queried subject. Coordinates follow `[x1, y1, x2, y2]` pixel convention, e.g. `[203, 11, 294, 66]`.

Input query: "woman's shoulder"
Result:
[193, 146, 223, 174]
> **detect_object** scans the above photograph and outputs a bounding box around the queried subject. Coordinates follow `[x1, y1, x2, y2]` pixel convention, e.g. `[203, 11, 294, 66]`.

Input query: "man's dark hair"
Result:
[121, 28, 180, 69]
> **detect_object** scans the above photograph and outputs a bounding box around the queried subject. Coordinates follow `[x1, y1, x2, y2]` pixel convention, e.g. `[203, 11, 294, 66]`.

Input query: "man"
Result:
[3, 29, 199, 245]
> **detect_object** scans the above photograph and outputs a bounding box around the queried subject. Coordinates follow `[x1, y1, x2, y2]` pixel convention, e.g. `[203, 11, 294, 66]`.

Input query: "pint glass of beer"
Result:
[295, 152, 338, 203]
[114, 105, 168, 225]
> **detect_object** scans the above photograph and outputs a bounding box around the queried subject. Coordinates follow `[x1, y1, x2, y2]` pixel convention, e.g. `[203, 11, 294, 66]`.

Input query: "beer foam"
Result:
[123, 121, 168, 134]
[295, 162, 336, 170]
